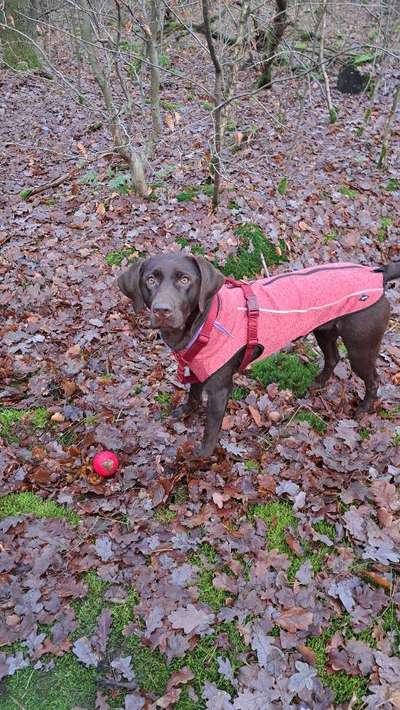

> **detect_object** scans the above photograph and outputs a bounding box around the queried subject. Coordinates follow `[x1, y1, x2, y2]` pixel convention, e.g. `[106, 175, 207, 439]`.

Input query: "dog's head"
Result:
[117, 254, 224, 330]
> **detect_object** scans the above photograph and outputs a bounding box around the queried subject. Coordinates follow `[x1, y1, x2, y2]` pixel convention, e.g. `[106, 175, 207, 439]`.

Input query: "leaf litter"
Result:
[0, 6, 399, 709]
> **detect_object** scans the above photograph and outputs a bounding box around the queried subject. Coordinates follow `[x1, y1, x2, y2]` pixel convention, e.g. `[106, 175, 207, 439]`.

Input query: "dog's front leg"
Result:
[194, 382, 232, 457]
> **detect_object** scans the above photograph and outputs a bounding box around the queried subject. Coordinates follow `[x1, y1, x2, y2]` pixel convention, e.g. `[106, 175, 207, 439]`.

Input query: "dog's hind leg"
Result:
[340, 298, 390, 413]
[312, 325, 340, 387]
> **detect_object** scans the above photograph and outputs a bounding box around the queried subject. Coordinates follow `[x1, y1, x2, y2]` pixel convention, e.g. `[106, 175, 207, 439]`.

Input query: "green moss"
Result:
[244, 459, 260, 471]
[252, 501, 297, 551]
[3, 39, 41, 71]
[192, 244, 205, 255]
[228, 199, 240, 210]
[393, 432, 400, 446]
[79, 170, 98, 185]
[324, 229, 338, 242]
[379, 405, 400, 420]
[2, 652, 97, 710]
[171, 485, 189, 505]
[250, 502, 333, 582]
[277, 177, 288, 195]
[176, 184, 214, 202]
[191, 544, 229, 612]
[108, 172, 131, 194]
[377, 216, 393, 242]
[251, 352, 319, 397]
[176, 236, 189, 247]
[20, 187, 33, 200]
[0, 492, 80, 525]
[231, 386, 248, 401]
[160, 100, 180, 110]
[338, 185, 359, 199]
[0, 406, 49, 443]
[155, 508, 177, 523]
[155, 392, 172, 405]
[72, 572, 109, 637]
[385, 177, 399, 192]
[105, 247, 139, 266]
[359, 427, 371, 441]
[222, 223, 287, 280]
[313, 520, 336, 541]
[307, 617, 369, 704]
[295, 409, 327, 433]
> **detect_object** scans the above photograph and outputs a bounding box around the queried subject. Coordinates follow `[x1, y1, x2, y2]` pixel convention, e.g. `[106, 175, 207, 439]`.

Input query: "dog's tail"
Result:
[374, 262, 400, 286]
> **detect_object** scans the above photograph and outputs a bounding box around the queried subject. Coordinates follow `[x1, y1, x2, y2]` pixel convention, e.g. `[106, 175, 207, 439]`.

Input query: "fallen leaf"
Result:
[277, 607, 313, 632]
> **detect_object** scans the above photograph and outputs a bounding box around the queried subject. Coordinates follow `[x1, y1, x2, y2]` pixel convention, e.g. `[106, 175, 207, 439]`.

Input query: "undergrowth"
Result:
[251, 352, 319, 396]
[222, 223, 287, 279]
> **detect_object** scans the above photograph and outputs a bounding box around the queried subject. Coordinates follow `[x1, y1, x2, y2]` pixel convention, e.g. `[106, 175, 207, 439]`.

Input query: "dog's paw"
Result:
[354, 401, 375, 417]
[170, 403, 192, 420]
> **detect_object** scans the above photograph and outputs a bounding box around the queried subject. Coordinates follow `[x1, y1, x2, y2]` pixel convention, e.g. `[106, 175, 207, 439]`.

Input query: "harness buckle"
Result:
[246, 294, 259, 315]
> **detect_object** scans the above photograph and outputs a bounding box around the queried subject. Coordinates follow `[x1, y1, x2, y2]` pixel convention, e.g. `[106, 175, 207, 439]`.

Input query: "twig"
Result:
[22, 150, 113, 199]
[319, 0, 336, 123]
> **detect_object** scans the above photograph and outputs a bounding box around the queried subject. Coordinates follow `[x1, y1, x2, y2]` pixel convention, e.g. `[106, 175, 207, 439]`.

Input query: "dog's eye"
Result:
[146, 275, 156, 287]
[179, 276, 190, 285]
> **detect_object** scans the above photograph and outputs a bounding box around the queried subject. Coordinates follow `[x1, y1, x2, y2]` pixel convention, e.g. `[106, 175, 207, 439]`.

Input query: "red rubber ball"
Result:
[93, 451, 119, 478]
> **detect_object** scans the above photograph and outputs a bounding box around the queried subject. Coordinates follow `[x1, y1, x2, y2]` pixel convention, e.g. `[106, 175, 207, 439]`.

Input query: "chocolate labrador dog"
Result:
[118, 255, 399, 457]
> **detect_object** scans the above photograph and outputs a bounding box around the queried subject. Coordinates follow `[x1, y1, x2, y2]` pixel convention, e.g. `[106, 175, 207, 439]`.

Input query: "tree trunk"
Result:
[80, 4, 149, 197]
[0, 0, 42, 69]
[145, 0, 162, 148]
[202, 0, 223, 210]
[257, 0, 287, 89]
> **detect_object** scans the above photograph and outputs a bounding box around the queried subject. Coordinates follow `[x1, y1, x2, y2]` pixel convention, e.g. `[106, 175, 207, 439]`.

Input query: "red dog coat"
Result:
[174, 263, 384, 384]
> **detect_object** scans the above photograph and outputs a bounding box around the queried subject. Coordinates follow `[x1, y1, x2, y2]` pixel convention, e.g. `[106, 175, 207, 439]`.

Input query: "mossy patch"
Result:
[0, 492, 80, 525]
[105, 247, 140, 266]
[231, 386, 248, 401]
[2, 652, 97, 710]
[252, 501, 297, 552]
[155, 507, 177, 523]
[175, 237, 206, 255]
[191, 543, 230, 612]
[338, 185, 359, 199]
[377, 216, 393, 242]
[313, 520, 336, 540]
[251, 352, 319, 397]
[244, 459, 260, 472]
[295, 409, 327, 433]
[250, 502, 333, 582]
[384, 177, 399, 192]
[176, 184, 214, 202]
[0, 406, 49, 443]
[222, 223, 287, 280]
[359, 427, 371, 441]
[307, 616, 369, 704]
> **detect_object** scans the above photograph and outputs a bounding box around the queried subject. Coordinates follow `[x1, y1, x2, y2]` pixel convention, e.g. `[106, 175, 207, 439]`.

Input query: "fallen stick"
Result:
[23, 150, 114, 199]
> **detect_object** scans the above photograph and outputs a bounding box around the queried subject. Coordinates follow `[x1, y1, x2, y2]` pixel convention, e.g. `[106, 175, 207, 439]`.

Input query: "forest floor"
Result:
[0, 12, 400, 710]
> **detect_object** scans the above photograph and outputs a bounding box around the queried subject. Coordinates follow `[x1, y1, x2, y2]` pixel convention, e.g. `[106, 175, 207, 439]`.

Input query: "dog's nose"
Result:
[152, 303, 173, 319]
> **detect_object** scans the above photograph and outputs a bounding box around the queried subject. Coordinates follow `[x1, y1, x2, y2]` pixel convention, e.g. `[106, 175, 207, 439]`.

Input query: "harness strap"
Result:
[225, 278, 259, 372]
[174, 278, 259, 384]
[174, 295, 219, 384]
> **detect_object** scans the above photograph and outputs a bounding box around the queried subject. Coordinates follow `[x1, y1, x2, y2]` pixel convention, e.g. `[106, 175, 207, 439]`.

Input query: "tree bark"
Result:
[202, 0, 222, 210]
[0, 0, 42, 69]
[257, 0, 287, 89]
[145, 0, 162, 148]
[80, 4, 149, 197]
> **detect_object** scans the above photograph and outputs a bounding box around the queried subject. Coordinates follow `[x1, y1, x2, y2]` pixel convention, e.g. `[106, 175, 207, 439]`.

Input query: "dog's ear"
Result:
[190, 256, 224, 313]
[117, 259, 145, 312]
